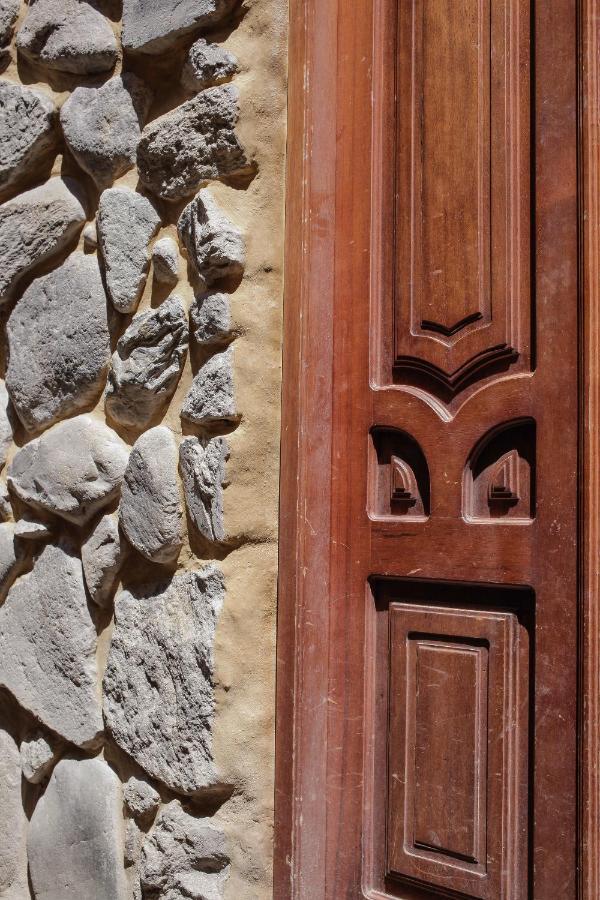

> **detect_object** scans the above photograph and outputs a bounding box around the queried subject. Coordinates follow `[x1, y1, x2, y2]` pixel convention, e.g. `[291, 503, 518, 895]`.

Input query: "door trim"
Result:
[275, 1, 600, 896]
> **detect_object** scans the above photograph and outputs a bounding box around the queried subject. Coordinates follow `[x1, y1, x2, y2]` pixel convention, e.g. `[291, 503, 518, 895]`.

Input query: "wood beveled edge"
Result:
[581, 0, 600, 896]
[273, 0, 339, 897]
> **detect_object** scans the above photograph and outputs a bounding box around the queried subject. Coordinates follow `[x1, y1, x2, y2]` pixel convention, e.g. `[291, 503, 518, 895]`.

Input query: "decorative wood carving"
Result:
[488, 450, 520, 507]
[369, 428, 429, 519]
[464, 420, 534, 522]
[384, 0, 531, 405]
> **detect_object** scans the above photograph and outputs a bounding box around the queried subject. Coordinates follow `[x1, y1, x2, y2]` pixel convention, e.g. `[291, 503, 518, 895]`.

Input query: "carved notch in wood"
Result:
[464, 420, 534, 522]
[370, 428, 429, 519]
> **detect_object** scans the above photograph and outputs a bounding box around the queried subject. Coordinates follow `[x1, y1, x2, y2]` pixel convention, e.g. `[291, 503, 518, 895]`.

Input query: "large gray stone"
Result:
[178, 188, 244, 287]
[180, 436, 228, 543]
[28, 757, 127, 900]
[0, 0, 19, 47]
[140, 801, 229, 900]
[0, 380, 13, 471]
[0, 176, 86, 304]
[61, 75, 152, 190]
[180, 347, 238, 426]
[123, 776, 160, 826]
[0, 522, 26, 602]
[0, 542, 103, 747]
[6, 253, 110, 433]
[98, 187, 161, 314]
[8, 415, 129, 525]
[0, 80, 57, 196]
[122, 0, 238, 55]
[137, 85, 252, 201]
[105, 294, 189, 429]
[0, 729, 28, 900]
[119, 426, 183, 565]
[16, 0, 118, 74]
[103, 567, 226, 796]
[182, 38, 239, 93]
[81, 512, 125, 608]
[191, 291, 235, 346]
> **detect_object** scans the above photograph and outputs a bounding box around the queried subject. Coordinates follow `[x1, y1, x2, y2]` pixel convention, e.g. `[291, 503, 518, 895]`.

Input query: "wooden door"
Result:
[276, 1, 600, 898]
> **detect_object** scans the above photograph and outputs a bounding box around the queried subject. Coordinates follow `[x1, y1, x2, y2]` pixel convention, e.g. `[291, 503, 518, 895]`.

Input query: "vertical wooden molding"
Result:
[582, 1, 600, 895]
[274, 0, 338, 897]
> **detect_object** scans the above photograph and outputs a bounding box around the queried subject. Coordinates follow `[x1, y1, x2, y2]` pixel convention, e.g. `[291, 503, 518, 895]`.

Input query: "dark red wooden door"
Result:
[276, 1, 582, 898]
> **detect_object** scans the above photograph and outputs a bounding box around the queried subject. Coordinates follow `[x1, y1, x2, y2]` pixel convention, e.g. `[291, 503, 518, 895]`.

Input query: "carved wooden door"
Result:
[276, 1, 582, 898]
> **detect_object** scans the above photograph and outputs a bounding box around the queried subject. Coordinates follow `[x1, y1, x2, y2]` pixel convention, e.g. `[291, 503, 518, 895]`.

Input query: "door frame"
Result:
[274, 0, 600, 896]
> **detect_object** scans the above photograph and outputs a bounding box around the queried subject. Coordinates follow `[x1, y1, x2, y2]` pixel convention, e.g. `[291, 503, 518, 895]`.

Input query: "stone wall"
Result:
[0, 1, 286, 898]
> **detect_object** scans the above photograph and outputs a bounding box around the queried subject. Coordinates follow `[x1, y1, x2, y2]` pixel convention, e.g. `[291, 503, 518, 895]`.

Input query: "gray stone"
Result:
[83, 220, 97, 250]
[181, 347, 238, 427]
[98, 187, 161, 314]
[137, 85, 252, 201]
[0, 729, 28, 900]
[180, 436, 228, 543]
[124, 776, 160, 825]
[0, 479, 11, 521]
[81, 512, 125, 608]
[124, 818, 143, 869]
[0, 81, 57, 196]
[119, 426, 183, 565]
[152, 235, 179, 284]
[178, 188, 245, 287]
[0, 380, 13, 472]
[0, 542, 103, 747]
[61, 74, 152, 190]
[140, 801, 229, 900]
[6, 253, 110, 432]
[182, 38, 239, 93]
[105, 295, 189, 429]
[28, 757, 127, 900]
[0, 522, 26, 602]
[122, 0, 238, 55]
[16, 0, 118, 74]
[103, 567, 227, 796]
[191, 292, 235, 345]
[0, 176, 86, 304]
[14, 512, 53, 541]
[0, 0, 19, 47]
[8, 415, 129, 525]
[20, 730, 59, 784]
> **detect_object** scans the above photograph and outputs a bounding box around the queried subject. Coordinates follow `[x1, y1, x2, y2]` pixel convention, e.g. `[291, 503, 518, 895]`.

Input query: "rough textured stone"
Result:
[20, 730, 59, 784]
[0, 728, 28, 900]
[8, 415, 129, 525]
[103, 567, 226, 795]
[180, 436, 228, 543]
[0, 381, 13, 472]
[0, 0, 19, 47]
[98, 187, 161, 314]
[83, 220, 97, 250]
[140, 801, 230, 900]
[0, 479, 11, 521]
[81, 512, 125, 608]
[0, 176, 86, 304]
[137, 85, 252, 201]
[0, 522, 26, 601]
[0, 81, 57, 196]
[105, 295, 188, 429]
[182, 38, 239, 93]
[178, 188, 245, 287]
[181, 347, 238, 426]
[191, 291, 235, 345]
[124, 776, 160, 825]
[28, 757, 127, 900]
[0, 542, 103, 746]
[119, 426, 183, 565]
[152, 235, 179, 284]
[124, 818, 143, 869]
[16, 0, 118, 74]
[122, 0, 238, 55]
[61, 75, 152, 190]
[13, 512, 52, 541]
[6, 253, 110, 432]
